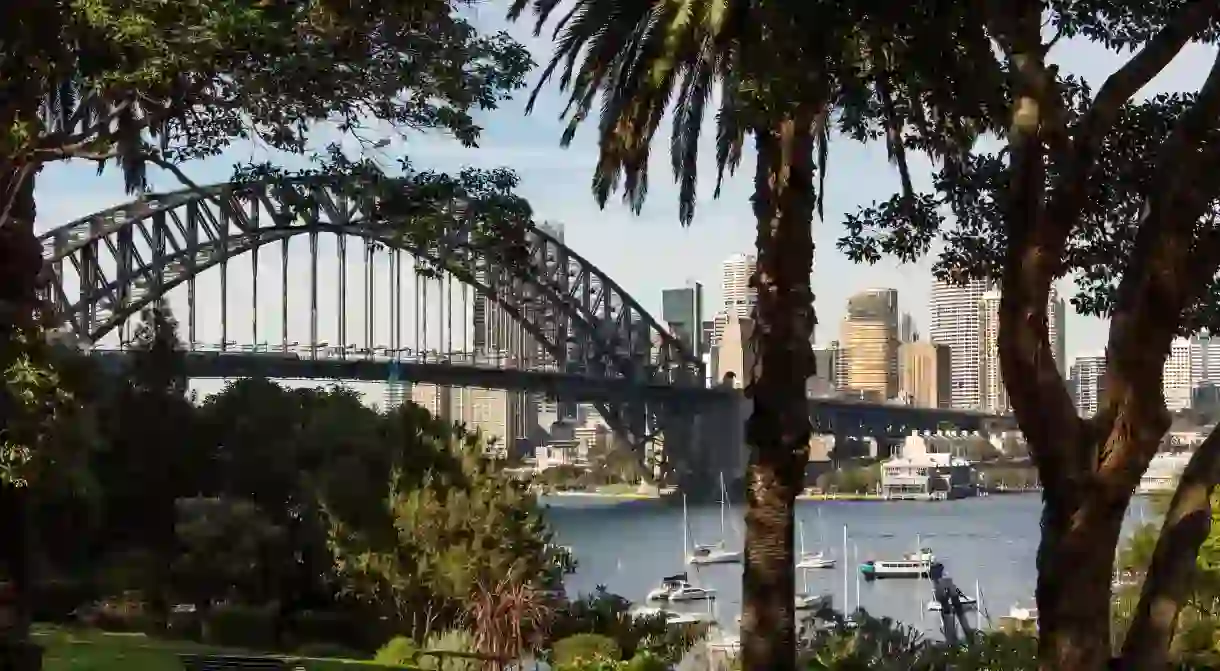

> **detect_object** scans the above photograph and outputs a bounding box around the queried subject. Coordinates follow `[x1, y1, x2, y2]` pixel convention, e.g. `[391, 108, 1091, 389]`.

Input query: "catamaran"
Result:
[687, 474, 742, 565]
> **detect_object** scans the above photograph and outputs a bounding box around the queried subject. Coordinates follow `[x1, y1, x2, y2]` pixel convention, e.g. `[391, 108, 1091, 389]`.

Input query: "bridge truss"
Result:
[38, 176, 706, 468]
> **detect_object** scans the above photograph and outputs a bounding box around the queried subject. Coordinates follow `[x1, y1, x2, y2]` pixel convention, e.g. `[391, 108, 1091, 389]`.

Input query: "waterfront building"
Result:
[879, 432, 976, 500]
[1137, 451, 1192, 494]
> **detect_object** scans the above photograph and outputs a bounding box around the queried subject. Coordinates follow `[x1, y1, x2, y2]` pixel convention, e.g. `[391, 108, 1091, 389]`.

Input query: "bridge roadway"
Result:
[87, 350, 1004, 433]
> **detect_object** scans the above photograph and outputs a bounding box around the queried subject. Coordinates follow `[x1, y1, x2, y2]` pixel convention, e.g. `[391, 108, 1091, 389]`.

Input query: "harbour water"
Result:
[545, 493, 1156, 636]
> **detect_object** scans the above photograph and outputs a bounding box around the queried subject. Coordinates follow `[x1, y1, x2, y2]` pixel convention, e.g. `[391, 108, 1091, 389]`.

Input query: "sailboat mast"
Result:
[853, 543, 860, 612]
[682, 494, 690, 564]
[719, 472, 728, 541]
[842, 525, 849, 613]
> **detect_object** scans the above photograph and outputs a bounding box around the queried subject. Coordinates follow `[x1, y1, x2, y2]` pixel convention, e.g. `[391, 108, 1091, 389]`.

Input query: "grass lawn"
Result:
[34, 626, 388, 671]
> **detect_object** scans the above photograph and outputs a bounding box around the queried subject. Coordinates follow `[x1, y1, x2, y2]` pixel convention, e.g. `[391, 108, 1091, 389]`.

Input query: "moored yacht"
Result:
[687, 474, 742, 565]
[646, 573, 691, 601]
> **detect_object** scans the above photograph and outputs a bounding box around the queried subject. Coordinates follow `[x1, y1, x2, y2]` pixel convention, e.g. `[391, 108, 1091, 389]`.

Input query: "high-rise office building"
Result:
[978, 289, 1008, 414]
[721, 253, 756, 319]
[1165, 338, 1193, 411]
[1048, 287, 1067, 375]
[1189, 332, 1220, 389]
[977, 285, 1070, 414]
[812, 341, 846, 390]
[899, 313, 917, 343]
[841, 288, 900, 399]
[929, 279, 989, 409]
[899, 341, 952, 408]
[1070, 354, 1107, 418]
[661, 283, 704, 355]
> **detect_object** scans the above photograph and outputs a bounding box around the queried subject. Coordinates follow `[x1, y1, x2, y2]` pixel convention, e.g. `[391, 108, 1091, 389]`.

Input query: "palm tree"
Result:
[505, 3, 854, 669]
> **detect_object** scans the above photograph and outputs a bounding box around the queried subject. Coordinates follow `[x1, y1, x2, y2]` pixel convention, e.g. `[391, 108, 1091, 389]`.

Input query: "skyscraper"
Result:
[898, 341, 952, 408]
[977, 284, 1069, 414]
[1070, 354, 1107, 417]
[721, 253, 756, 318]
[1164, 338, 1193, 411]
[661, 283, 704, 355]
[977, 289, 1008, 414]
[929, 279, 989, 409]
[1047, 287, 1067, 375]
[841, 288, 900, 399]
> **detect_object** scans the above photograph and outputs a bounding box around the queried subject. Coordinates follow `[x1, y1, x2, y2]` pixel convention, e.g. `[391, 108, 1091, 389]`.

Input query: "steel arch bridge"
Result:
[37, 176, 710, 475]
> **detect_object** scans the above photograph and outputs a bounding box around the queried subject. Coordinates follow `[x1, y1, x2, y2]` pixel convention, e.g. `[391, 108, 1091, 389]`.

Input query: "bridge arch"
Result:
[38, 176, 705, 464]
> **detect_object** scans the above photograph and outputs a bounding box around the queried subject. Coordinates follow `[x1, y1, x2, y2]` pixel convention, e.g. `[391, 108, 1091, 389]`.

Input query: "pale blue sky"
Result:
[33, 3, 1220, 366]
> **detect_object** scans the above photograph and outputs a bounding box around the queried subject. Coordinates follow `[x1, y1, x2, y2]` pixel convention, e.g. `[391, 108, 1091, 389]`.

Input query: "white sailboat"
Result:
[688, 474, 742, 565]
[797, 510, 835, 569]
[649, 495, 715, 602]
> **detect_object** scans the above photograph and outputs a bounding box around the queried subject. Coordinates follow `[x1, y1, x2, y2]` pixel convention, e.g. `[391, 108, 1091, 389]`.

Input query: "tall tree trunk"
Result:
[740, 115, 816, 671]
[0, 164, 45, 671]
[1034, 472, 1129, 670]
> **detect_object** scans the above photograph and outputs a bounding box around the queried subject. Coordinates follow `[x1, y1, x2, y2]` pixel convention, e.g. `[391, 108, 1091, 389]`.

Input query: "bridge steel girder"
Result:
[40, 177, 705, 474]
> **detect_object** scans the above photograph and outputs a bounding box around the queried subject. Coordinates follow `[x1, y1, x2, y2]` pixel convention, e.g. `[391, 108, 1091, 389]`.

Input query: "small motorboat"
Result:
[795, 592, 833, 611]
[926, 594, 978, 612]
[668, 582, 717, 602]
[629, 606, 714, 625]
[646, 573, 690, 601]
[688, 542, 743, 565]
[797, 551, 836, 569]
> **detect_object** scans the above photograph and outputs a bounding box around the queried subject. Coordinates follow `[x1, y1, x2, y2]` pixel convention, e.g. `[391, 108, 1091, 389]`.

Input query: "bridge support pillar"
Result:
[670, 392, 747, 502]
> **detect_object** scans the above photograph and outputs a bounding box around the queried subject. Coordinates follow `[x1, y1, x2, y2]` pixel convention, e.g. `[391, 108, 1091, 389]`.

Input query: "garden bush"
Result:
[374, 636, 420, 667]
[418, 629, 479, 671]
[204, 604, 279, 649]
[287, 608, 382, 653]
[553, 633, 622, 666]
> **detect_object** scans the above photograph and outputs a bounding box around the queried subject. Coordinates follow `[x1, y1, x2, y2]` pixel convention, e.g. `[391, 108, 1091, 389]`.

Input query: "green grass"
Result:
[33, 626, 389, 671]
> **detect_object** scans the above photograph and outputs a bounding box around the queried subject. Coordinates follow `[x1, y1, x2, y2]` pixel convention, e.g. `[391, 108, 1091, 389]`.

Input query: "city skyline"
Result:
[28, 1, 1218, 371]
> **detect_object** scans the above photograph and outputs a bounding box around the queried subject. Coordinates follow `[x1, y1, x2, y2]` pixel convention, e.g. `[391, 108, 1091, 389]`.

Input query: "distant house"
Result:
[880, 432, 976, 501]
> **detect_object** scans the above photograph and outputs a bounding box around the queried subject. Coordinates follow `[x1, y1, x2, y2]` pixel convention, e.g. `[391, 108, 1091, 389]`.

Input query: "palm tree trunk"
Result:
[0, 164, 45, 671]
[740, 114, 817, 671]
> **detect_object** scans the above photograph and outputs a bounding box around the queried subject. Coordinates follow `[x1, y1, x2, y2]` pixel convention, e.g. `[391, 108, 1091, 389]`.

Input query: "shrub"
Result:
[294, 641, 363, 660]
[31, 579, 97, 623]
[419, 629, 478, 671]
[374, 636, 420, 667]
[553, 633, 622, 666]
[287, 608, 382, 653]
[204, 604, 279, 649]
[77, 591, 154, 633]
[166, 609, 202, 641]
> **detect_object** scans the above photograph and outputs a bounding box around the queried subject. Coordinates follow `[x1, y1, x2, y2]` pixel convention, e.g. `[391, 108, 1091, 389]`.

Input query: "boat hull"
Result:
[859, 561, 930, 580]
[689, 551, 742, 565]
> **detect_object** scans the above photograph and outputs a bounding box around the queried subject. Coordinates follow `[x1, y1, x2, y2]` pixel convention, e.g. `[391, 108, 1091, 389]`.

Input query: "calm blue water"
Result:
[545, 494, 1155, 636]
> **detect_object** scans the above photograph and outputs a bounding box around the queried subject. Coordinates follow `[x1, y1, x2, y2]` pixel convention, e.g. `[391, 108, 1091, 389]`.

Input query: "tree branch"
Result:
[1119, 429, 1220, 669]
[1082, 0, 1218, 146]
[1095, 51, 1220, 490]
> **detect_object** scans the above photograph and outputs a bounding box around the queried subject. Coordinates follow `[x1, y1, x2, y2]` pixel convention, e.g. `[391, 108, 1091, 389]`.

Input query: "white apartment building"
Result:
[929, 279, 989, 409]
[1069, 353, 1106, 418]
[1047, 287, 1067, 375]
[1164, 338, 1193, 411]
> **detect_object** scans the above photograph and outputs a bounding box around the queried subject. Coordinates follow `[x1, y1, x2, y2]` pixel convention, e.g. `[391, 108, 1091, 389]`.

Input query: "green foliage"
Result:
[172, 497, 287, 609]
[374, 636, 420, 667]
[552, 633, 622, 666]
[816, 465, 880, 494]
[548, 587, 700, 665]
[418, 629, 478, 671]
[203, 603, 279, 649]
[324, 402, 556, 637]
